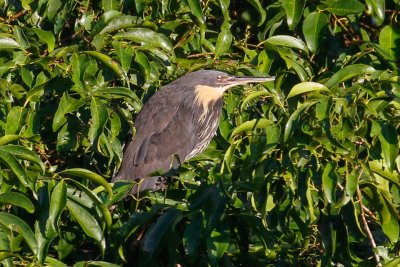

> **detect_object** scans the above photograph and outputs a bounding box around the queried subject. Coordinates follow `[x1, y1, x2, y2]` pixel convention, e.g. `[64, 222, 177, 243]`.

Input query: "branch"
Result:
[356, 181, 381, 266]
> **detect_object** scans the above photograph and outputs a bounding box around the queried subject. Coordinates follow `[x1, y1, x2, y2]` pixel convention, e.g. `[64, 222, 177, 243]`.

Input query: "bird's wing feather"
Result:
[114, 88, 198, 181]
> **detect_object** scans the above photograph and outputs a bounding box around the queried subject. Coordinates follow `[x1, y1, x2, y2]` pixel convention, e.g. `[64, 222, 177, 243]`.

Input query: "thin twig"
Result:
[356, 170, 381, 266]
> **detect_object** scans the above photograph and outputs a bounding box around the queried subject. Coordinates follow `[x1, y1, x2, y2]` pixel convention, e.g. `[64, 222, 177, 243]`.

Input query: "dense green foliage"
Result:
[0, 0, 400, 266]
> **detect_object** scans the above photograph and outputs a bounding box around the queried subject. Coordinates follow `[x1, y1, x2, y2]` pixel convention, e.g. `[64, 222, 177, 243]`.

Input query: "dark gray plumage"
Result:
[112, 70, 274, 193]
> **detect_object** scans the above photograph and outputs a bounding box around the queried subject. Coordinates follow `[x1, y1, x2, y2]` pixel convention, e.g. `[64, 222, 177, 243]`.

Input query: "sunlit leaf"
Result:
[0, 212, 38, 255]
[0, 192, 34, 213]
[302, 12, 329, 53]
[379, 25, 400, 61]
[58, 168, 113, 199]
[0, 37, 21, 50]
[281, 0, 305, 30]
[287, 82, 330, 98]
[325, 0, 365, 16]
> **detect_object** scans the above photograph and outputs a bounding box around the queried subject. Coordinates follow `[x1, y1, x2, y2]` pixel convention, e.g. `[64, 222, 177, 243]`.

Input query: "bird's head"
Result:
[174, 70, 274, 114]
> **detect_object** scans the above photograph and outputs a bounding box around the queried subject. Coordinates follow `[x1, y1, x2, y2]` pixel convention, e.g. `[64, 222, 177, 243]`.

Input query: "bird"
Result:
[112, 70, 274, 194]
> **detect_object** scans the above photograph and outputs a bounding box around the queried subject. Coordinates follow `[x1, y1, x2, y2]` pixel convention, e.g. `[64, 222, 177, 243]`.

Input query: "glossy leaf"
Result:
[187, 0, 205, 25]
[325, 0, 365, 16]
[58, 168, 113, 199]
[379, 25, 400, 61]
[266, 35, 308, 53]
[281, 0, 305, 30]
[0, 192, 34, 213]
[47, 180, 67, 238]
[371, 121, 398, 172]
[214, 22, 233, 58]
[302, 12, 329, 53]
[0, 150, 30, 186]
[84, 51, 128, 83]
[0, 212, 38, 255]
[0, 37, 21, 50]
[53, 93, 85, 131]
[324, 64, 375, 88]
[88, 97, 109, 145]
[114, 28, 175, 57]
[66, 199, 105, 250]
[31, 28, 55, 52]
[230, 118, 274, 140]
[0, 145, 45, 173]
[287, 82, 330, 98]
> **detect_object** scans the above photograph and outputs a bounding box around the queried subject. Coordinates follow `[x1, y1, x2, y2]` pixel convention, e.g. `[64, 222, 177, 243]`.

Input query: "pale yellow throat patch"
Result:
[194, 85, 225, 117]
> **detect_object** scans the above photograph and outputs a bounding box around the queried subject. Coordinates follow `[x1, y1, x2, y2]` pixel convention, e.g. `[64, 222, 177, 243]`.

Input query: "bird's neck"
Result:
[194, 85, 225, 117]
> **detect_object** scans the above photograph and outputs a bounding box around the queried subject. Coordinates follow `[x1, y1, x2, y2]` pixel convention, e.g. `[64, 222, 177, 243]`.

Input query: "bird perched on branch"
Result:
[112, 70, 274, 193]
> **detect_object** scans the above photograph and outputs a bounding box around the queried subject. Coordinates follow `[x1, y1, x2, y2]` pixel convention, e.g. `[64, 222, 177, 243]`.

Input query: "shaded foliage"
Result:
[0, 0, 399, 266]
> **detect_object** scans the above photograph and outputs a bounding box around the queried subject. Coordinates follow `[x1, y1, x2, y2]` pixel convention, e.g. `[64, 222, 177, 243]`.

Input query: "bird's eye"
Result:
[217, 75, 227, 81]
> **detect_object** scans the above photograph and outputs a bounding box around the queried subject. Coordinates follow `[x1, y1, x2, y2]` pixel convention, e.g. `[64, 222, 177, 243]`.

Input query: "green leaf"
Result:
[5, 106, 26, 135]
[53, 93, 85, 132]
[73, 261, 121, 267]
[47, 180, 67, 238]
[187, 0, 205, 25]
[46, 0, 62, 20]
[365, 0, 385, 26]
[0, 192, 34, 213]
[302, 12, 329, 53]
[379, 25, 400, 61]
[0, 150, 30, 187]
[207, 224, 230, 265]
[88, 97, 109, 145]
[266, 35, 308, 53]
[0, 145, 45, 173]
[58, 168, 113, 199]
[371, 121, 398, 172]
[13, 26, 30, 49]
[0, 212, 38, 255]
[322, 163, 337, 204]
[45, 257, 68, 267]
[281, 0, 305, 30]
[245, 0, 266, 26]
[0, 37, 21, 50]
[31, 28, 55, 52]
[83, 51, 128, 83]
[99, 15, 140, 34]
[102, 0, 120, 12]
[142, 208, 182, 262]
[0, 135, 21, 146]
[114, 28, 175, 57]
[324, 64, 375, 88]
[66, 199, 105, 250]
[67, 179, 112, 227]
[94, 87, 142, 103]
[284, 101, 317, 142]
[183, 212, 203, 261]
[230, 118, 274, 140]
[287, 82, 330, 98]
[214, 22, 233, 58]
[325, 0, 365, 16]
[369, 185, 400, 243]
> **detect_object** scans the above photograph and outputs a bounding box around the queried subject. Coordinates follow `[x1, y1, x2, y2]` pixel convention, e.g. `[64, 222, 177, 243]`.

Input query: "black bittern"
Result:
[112, 70, 274, 193]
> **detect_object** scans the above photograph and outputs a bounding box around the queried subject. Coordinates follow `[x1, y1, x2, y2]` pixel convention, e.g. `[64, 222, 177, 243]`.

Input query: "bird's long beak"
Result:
[224, 75, 275, 88]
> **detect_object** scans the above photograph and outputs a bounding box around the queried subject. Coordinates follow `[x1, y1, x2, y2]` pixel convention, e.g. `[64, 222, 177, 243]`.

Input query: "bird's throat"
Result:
[194, 85, 225, 117]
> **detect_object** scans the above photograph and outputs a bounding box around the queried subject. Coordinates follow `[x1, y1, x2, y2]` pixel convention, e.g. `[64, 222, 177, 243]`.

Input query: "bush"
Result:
[0, 0, 399, 266]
